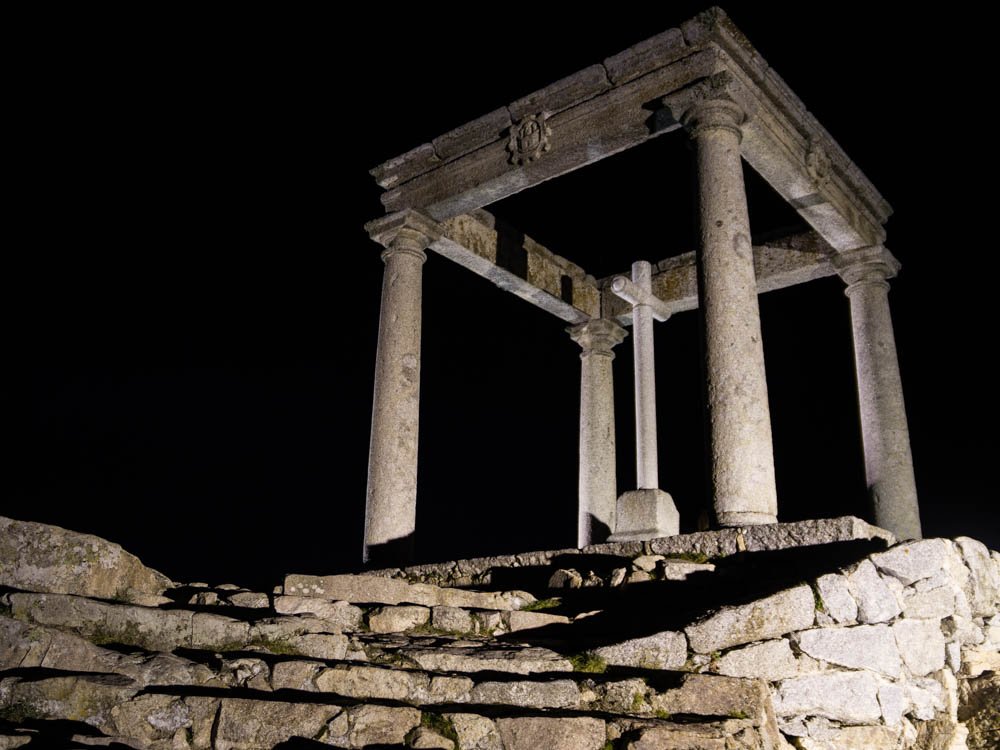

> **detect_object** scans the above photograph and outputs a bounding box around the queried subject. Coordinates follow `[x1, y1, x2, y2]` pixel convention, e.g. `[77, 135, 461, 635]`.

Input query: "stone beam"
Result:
[430, 210, 601, 324]
[371, 9, 890, 253]
[376, 48, 722, 219]
[677, 8, 890, 248]
[601, 231, 836, 324]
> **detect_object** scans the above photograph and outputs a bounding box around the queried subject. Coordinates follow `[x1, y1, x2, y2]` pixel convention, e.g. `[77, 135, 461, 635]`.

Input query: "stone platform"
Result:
[1, 515, 998, 749]
[368, 516, 896, 588]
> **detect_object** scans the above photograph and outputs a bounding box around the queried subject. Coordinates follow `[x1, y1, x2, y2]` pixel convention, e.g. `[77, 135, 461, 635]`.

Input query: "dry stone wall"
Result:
[0, 515, 997, 749]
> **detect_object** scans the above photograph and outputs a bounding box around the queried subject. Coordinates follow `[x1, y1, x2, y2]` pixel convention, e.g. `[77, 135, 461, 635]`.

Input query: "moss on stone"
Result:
[521, 597, 561, 612]
[663, 552, 711, 564]
[420, 712, 460, 745]
[0, 700, 44, 723]
[569, 652, 608, 673]
[811, 585, 826, 613]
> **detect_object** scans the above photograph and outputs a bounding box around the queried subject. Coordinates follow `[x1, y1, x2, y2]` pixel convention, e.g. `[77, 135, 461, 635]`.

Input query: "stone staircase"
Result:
[1, 515, 998, 749]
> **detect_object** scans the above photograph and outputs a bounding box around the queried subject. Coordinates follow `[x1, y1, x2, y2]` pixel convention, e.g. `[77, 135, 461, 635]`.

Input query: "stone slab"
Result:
[283, 573, 533, 610]
[846, 560, 903, 624]
[814, 573, 858, 624]
[685, 585, 816, 653]
[0, 516, 171, 605]
[892, 618, 946, 677]
[508, 65, 610, 119]
[594, 630, 687, 670]
[432, 107, 511, 162]
[773, 672, 882, 723]
[496, 717, 605, 750]
[603, 27, 689, 85]
[871, 539, 950, 586]
[793, 624, 901, 677]
[714, 638, 801, 681]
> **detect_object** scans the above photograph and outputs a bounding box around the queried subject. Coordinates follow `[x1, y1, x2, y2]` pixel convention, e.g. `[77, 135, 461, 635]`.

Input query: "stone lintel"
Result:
[434, 212, 600, 323]
[679, 8, 891, 232]
[371, 10, 890, 253]
[508, 64, 611, 120]
[603, 27, 690, 85]
[371, 210, 601, 324]
[370, 143, 440, 190]
[378, 48, 723, 219]
[602, 231, 837, 324]
[433, 107, 512, 163]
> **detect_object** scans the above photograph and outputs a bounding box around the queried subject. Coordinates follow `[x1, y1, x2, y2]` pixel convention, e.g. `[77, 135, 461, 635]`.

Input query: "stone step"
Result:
[283, 572, 537, 610]
[365, 516, 895, 589]
[0, 669, 787, 750]
[2, 612, 781, 723]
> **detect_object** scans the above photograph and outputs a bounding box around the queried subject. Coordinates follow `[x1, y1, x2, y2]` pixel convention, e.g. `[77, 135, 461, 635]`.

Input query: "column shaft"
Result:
[846, 272, 921, 539]
[688, 100, 778, 526]
[631, 261, 659, 489]
[364, 240, 427, 564]
[569, 319, 627, 546]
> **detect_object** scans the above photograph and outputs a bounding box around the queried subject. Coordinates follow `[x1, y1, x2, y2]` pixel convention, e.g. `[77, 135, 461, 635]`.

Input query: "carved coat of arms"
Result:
[507, 113, 552, 165]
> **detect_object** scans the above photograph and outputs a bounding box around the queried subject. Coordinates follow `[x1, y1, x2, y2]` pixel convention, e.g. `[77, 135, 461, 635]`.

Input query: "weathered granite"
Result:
[594, 630, 688, 670]
[362, 212, 436, 566]
[846, 559, 903, 623]
[470, 680, 580, 709]
[793, 624, 902, 678]
[367, 605, 430, 634]
[284, 573, 534, 610]
[956, 537, 1000, 617]
[714, 638, 801, 681]
[0, 516, 170, 604]
[773, 672, 883, 723]
[835, 248, 921, 541]
[568, 318, 627, 546]
[871, 539, 948, 585]
[685, 585, 815, 653]
[365, 517, 894, 587]
[892, 618, 946, 677]
[685, 90, 778, 528]
[272, 595, 363, 629]
[409, 727, 456, 749]
[496, 717, 606, 750]
[2, 518, 997, 748]
[814, 573, 858, 624]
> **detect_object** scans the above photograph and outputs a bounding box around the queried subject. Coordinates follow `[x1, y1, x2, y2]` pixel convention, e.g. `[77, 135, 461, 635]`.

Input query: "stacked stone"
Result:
[1, 515, 997, 749]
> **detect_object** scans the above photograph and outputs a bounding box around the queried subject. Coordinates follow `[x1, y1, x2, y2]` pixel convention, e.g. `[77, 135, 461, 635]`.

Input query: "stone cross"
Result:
[607, 261, 679, 541]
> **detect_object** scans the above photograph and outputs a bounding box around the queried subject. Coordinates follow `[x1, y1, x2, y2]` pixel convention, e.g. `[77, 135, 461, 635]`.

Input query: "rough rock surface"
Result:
[0, 515, 996, 749]
[685, 584, 815, 652]
[594, 630, 687, 669]
[793, 624, 902, 677]
[0, 515, 170, 604]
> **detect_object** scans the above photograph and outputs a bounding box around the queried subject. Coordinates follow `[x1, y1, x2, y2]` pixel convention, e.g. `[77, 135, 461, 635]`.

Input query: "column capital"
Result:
[676, 73, 747, 142]
[832, 245, 900, 292]
[568, 318, 628, 358]
[365, 209, 441, 260]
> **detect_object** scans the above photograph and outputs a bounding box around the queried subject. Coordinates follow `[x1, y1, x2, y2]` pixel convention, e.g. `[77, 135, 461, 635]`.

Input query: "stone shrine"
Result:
[5, 10, 991, 750]
[363, 6, 920, 565]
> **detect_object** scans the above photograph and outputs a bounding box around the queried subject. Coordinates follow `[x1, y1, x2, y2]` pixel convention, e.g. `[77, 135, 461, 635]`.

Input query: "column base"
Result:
[717, 511, 778, 527]
[608, 489, 679, 541]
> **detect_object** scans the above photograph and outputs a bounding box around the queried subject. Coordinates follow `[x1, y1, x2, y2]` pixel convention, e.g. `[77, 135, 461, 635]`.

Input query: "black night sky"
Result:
[7, 4, 998, 590]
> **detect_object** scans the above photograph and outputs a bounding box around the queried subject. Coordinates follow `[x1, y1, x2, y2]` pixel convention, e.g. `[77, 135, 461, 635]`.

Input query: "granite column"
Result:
[684, 96, 779, 526]
[568, 319, 628, 546]
[835, 247, 921, 539]
[363, 211, 437, 564]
